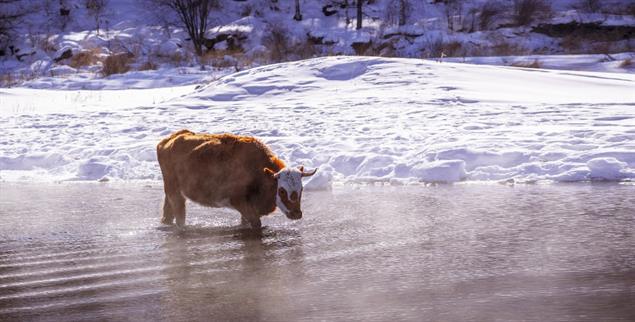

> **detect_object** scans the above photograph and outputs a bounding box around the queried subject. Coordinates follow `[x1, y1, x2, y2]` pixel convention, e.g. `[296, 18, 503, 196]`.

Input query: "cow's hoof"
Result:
[160, 217, 174, 225]
[249, 220, 262, 229]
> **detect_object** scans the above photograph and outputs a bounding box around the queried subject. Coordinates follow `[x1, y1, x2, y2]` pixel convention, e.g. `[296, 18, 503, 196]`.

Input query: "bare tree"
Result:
[85, 0, 107, 35]
[578, 0, 601, 13]
[344, 0, 351, 26]
[356, 0, 363, 30]
[398, 0, 408, 26]
[0, 0, 26, 54]
[479, 0, 504, 30]
[293, 0, 302, 21]
[443, 0, 464, 31]
[159, 0, 216, 56]
[513, 0, 551, 26]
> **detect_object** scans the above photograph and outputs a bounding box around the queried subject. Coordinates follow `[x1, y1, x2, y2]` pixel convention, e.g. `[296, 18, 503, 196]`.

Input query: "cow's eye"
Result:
[278, 188, 286, 196]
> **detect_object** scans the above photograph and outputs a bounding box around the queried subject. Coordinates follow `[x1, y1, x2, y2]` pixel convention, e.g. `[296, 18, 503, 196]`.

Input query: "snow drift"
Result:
[1, 56, 635, 187]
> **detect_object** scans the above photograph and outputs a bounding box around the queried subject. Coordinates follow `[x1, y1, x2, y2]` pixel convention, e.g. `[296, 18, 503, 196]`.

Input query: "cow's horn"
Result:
[301, 167, 317, 177]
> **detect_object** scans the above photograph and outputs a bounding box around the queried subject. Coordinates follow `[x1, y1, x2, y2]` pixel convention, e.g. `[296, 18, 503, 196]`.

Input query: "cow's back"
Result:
[157, 130, 282, 207]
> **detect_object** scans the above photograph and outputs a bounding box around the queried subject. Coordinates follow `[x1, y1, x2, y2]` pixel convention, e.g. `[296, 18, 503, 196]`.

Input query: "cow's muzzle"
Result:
[286, 210, 302, 220]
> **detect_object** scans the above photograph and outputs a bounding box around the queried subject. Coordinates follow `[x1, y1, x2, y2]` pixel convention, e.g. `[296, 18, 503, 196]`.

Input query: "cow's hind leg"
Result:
[161, 176, 186, 226]
[169, 192, 186, 227]
[161, 197, 175, 225]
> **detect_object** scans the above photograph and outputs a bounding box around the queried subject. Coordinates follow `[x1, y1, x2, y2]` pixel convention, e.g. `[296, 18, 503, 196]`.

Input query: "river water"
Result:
[0, 183, 634, 321]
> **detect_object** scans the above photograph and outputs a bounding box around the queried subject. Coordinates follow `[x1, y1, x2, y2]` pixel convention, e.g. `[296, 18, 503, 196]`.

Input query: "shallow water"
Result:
[0, 183, 634, 321]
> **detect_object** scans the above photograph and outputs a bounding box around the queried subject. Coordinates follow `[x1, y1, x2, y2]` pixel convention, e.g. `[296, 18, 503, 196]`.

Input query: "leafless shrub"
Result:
[422, 37, 445, 58]
[479, 1, 504, 30]
[591, 41, 614, 56]
[560, 34, 583, 53]
[261, 26, 316, 63]
[443, 40, 465, 57]
[287, 40, 317, 60]
[513, 0, 551, 26]
[29, 33, 57, 53]
[101, 53, 131, 76]
[85, 0, 108, 35]
[262, 26, 288, 63]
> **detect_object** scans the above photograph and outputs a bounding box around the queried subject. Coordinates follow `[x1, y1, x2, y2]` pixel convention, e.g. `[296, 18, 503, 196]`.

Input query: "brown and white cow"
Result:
[156, 129, 317, 228]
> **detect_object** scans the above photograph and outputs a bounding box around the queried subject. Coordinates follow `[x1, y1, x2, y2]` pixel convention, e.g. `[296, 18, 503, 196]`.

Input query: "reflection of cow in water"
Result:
[157, 130, 317, 228]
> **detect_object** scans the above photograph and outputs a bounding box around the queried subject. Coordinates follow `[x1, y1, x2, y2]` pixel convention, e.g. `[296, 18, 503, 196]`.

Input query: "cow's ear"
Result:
[264, 168, 277, 179]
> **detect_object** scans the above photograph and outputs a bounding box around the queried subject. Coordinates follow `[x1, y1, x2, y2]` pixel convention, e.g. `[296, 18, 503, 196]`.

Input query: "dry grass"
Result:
[0, 72, 16, 87]
[619, 58, 633, 68]
[200, 50, 236, 68]
[490, 41, 527, 56]
[101, 53, 132, 76]
[0, 71, 37, 87]
[165, 52, 188, 66]
[138, 60, 158, 71]
[510, 59, 542, 68]
[68, 49, 100, 68]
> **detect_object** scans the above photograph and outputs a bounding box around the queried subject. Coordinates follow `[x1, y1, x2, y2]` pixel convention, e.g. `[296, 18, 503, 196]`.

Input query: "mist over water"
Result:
[1, 183, 634, 321]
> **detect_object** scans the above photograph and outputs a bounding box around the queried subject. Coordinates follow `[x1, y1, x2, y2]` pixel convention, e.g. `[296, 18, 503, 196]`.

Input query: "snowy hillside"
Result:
[2, 56, 634, 187]
[1, 0, 635, 87]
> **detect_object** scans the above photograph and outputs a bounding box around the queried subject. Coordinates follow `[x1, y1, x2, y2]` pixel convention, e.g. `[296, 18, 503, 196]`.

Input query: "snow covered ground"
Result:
[2, 0, 634, 86]
[1, 56, 634, 188]
[445, 52, 635, 73]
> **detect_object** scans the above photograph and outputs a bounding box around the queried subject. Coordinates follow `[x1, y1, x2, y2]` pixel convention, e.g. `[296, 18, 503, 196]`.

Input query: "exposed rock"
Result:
[203, 33, 247, 51]
[307, 32, 337, 45]
[322, 4, 337, 16]
[54, 48, 73, 62]
[533, 22, 635, 41]
[16, 51, 36, 62]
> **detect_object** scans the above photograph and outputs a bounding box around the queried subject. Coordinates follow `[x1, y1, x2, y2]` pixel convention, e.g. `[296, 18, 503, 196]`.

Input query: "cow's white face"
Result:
[266, 166, 317, 220]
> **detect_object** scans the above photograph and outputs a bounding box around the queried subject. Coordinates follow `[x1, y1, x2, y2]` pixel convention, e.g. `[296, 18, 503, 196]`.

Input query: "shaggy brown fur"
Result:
[157, 129, 286, 228]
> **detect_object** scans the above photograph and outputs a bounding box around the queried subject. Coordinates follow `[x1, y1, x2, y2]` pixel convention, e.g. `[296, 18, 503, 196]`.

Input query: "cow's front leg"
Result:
[247, 216, 262, 229]
[241, 216, 249, 226]
[233, 200, 262, 229]
[239, 213, 261, 229]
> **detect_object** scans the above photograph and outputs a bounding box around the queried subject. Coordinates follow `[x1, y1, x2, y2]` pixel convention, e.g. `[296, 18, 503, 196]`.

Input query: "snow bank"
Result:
[2, 56, 635, 187]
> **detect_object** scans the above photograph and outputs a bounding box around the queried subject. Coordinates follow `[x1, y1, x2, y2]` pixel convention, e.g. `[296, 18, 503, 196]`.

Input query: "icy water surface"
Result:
[0, 183, 634, 321]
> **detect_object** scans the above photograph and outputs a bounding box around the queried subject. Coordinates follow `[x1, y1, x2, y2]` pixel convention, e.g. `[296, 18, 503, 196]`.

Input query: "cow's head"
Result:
[264, 166, 317, 220]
